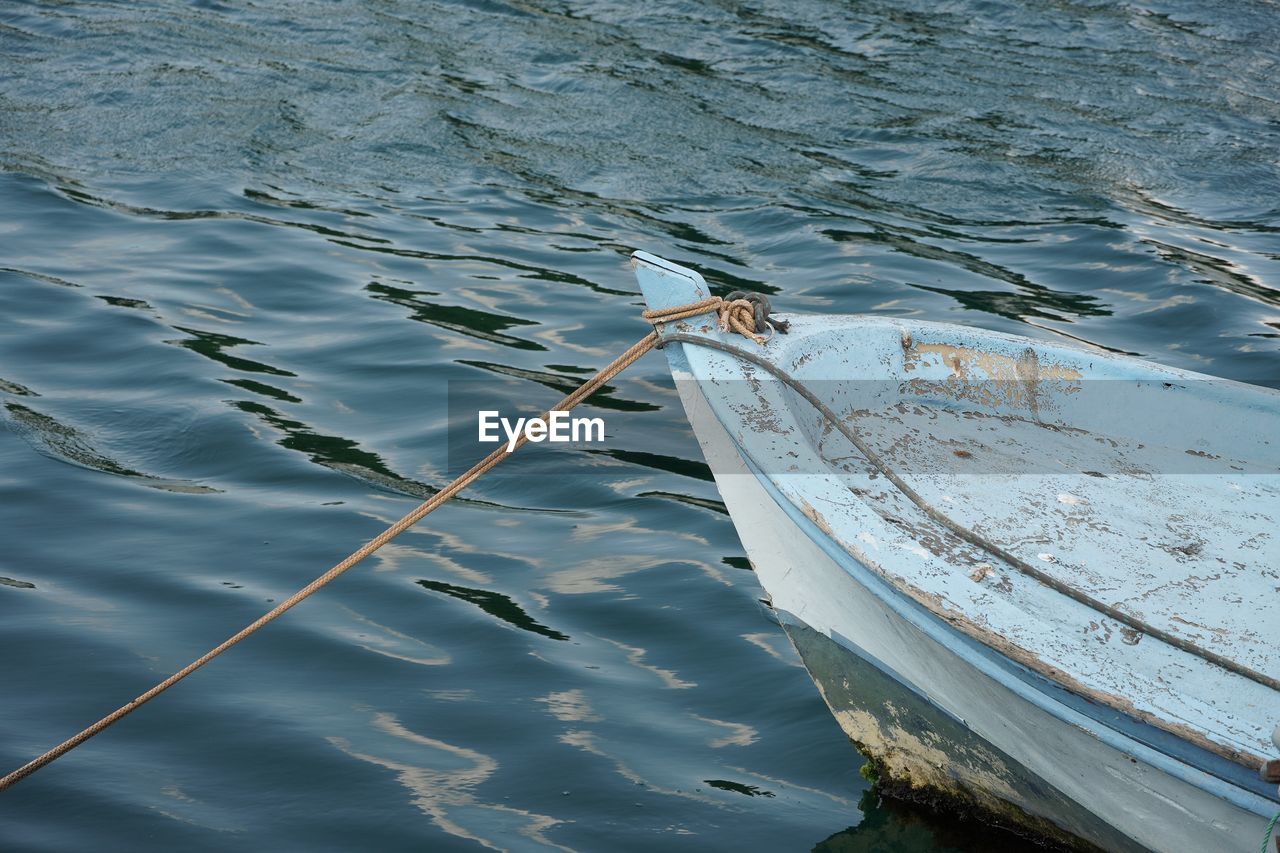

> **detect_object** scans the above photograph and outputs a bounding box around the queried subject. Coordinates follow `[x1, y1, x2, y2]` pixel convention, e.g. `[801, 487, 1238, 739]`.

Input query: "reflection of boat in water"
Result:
[632, 251, 1280, 851]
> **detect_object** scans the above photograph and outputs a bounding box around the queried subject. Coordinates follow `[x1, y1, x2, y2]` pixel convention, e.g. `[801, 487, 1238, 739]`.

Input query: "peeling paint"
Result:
[902, 341, 1083, 383]
[899, 341, 1083, 415]
[801, 492, 1269, 767]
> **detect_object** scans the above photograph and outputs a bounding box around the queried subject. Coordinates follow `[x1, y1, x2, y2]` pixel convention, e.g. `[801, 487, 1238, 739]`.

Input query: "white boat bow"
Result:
[633, 250, 1280, 853]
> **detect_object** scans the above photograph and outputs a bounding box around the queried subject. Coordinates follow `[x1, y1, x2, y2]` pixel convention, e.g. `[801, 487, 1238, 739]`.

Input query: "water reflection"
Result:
[231, 399, 438, 498]
[704, 779, 775, 798]
[365, 281, 546, 351]
[416, 578, 570, 641]
[1144, 238, 1280, 307]
[169, 327, 297, 377]
[824, 227, 1112, 322]
[536, 689, 602, 723]
[813, 790, 1052, 853]
[3, 402, 219, 493]
[329, 711, 569, 851]
[909, 282, 1109, 323]
[584, 449, 714, 482]
[333, 605, 451, 667]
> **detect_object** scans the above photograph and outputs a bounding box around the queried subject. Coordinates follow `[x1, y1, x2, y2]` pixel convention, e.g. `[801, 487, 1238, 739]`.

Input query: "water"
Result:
[2, 0, 1278, 849]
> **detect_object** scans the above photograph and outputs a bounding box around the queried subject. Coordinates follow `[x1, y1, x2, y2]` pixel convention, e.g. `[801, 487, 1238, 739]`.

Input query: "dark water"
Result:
[2, 0, 1278, 849]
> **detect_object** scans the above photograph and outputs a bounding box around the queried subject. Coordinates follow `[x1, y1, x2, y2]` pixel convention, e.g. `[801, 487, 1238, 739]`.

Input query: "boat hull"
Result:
[670, 347, 1274, 853]
[780, 617, 1137, 852]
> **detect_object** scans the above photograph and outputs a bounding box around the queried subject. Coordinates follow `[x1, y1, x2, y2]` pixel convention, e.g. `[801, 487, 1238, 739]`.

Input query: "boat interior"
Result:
[681, 313, 1279, 765]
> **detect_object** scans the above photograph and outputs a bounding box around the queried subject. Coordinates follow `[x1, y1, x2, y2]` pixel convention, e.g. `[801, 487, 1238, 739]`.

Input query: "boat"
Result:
[631, 251, 1280, 852]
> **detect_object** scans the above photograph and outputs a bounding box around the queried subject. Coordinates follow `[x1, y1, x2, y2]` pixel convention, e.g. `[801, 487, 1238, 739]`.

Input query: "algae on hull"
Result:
[781, 620, 1143, 853]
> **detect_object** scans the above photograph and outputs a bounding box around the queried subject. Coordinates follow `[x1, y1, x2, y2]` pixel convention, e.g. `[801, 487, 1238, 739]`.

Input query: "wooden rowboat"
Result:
[632, 251, 1280, 852]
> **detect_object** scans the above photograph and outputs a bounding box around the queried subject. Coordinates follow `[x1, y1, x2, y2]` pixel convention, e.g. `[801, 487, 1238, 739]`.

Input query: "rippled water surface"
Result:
[2, 1, 1279, 849]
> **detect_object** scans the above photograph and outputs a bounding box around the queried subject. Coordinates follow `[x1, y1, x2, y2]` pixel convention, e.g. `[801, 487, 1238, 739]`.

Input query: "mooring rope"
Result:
[0, 294, 766, 792]
[643, 292, 786, 345]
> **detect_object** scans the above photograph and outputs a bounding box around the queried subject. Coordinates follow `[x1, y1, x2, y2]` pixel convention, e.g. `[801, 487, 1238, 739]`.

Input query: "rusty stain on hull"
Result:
[900, 341, 1083, 414]
[902, 341, 1083, 383]
[784, 620, 1135, 852]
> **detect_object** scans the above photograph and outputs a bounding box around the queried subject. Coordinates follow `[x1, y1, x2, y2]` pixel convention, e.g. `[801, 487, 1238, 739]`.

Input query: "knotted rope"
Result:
[0, 293, 780, 792]
[642, 291, 787, 345]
